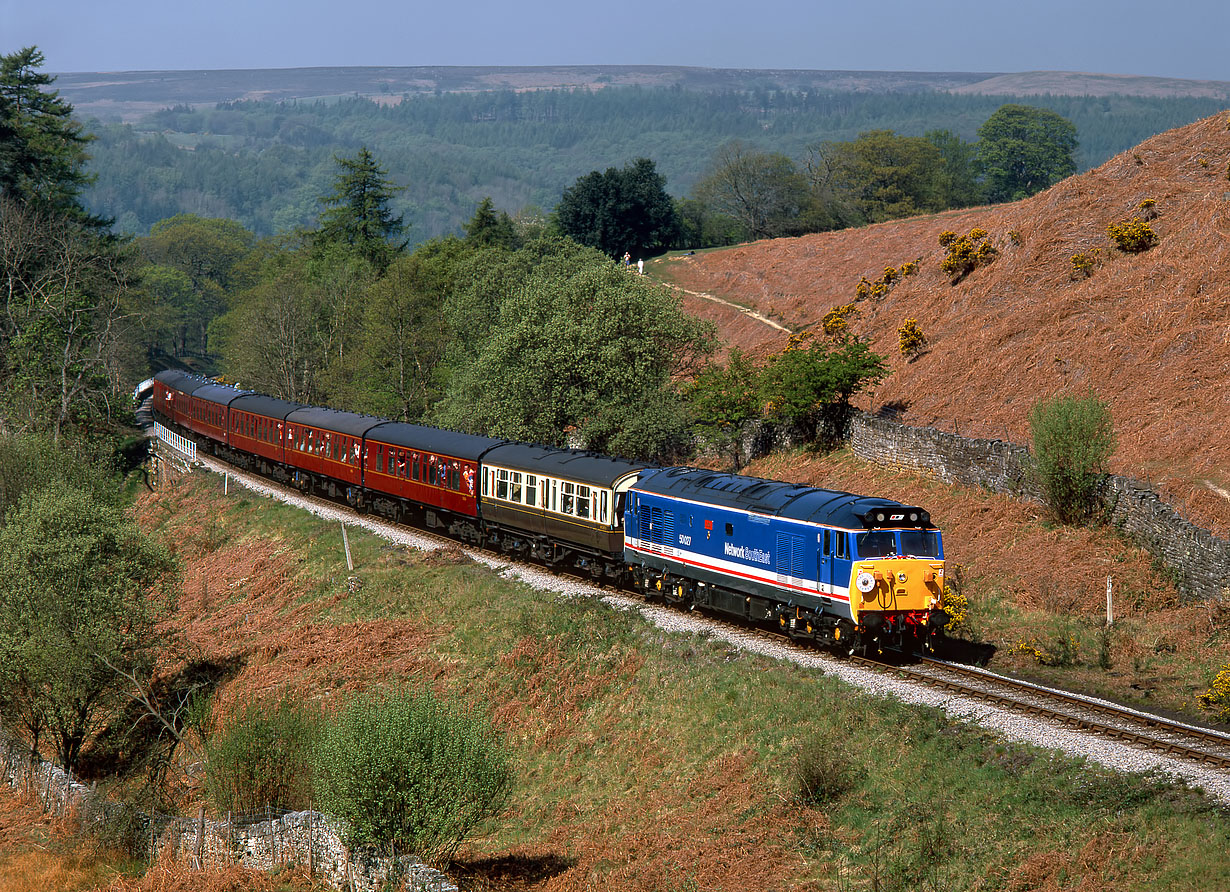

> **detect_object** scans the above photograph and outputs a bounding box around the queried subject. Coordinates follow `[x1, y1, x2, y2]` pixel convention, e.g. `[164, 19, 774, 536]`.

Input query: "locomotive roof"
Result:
[230, 393, 306, 420]
[363, 421, 504, 461]
[633, 467, 931, 529]
[482, 442, 653, 488]
[285, 406, 386, 439]
[191, 382, 252, 406]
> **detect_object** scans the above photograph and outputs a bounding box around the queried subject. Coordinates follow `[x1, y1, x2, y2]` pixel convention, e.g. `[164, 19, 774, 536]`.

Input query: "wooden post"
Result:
[341, 522, 354, 572]
[194, 805, 205, 869]
[1106, 575, 1113, 626]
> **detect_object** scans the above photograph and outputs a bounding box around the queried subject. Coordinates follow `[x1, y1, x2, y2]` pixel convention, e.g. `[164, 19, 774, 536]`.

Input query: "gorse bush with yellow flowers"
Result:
[898, 318, 927, 360]
[1198, 666, 1230, 722]
[1106, 217, 1156, 253]
[939, 228, 997, 283]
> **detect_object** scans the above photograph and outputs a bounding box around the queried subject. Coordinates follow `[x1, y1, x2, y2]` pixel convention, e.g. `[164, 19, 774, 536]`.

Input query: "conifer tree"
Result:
[315, 146, 407, 270]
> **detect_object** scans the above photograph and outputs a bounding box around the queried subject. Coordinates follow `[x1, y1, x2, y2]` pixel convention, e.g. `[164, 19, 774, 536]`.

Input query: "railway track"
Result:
[169, 442, 1230, 782]
[852, 654, 1230, 771]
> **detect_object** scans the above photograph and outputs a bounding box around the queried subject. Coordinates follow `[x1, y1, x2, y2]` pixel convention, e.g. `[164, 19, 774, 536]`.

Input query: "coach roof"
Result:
[191, 382, 252, 407]
[482, 442, 652, 488]
[285, 406, 385, 439]
[153, 369, 212, 397]
[231, 393, 306, 420]
[364, 422, 504, 461]
[633, 467, 925, 529]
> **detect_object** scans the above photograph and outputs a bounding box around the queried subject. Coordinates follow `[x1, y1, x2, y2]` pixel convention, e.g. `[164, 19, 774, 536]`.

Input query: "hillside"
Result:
[658, 111, 1230, 538]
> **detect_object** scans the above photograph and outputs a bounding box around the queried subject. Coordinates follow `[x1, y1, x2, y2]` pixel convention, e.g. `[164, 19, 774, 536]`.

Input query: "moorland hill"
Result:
[659, 111, 1230, 537]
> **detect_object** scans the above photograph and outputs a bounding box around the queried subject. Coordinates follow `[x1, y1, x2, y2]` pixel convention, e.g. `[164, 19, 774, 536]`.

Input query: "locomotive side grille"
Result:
[639, 505, 676, 550]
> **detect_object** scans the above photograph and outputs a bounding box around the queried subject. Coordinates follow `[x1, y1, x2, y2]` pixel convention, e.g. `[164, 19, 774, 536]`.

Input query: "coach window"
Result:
[561, 481, 575, 515]
[451, 466, 461, 491]
[525, 474, 537, 508]
[577, 485, 591, 519]
[600, 491, 609, 525]
[496, 468, 509, 500]
[511, 472, 522, 503]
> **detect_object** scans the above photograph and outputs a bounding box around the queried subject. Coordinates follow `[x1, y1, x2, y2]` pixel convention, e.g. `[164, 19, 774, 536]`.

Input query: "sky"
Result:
[4, 0, 1229, 81]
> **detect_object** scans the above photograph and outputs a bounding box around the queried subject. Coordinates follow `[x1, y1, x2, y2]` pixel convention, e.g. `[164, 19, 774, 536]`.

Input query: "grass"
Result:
[18, 468, 1216, 890]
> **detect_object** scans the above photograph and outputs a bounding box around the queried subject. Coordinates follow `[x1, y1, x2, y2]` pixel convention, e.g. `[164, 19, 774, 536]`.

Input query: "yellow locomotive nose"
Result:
[851, 559, 944, 622]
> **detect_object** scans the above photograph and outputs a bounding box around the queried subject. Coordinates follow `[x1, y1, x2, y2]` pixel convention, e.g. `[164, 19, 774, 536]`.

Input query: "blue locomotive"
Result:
[624, 467, 947, 653]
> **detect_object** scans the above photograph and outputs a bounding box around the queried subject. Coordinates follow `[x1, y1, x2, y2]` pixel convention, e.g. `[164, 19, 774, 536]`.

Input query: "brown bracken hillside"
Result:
[659, 112, 1230, 538]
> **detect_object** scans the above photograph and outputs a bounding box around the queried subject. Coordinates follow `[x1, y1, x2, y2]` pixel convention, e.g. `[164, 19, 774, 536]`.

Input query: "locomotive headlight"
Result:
[897, 571, 908, 584]
[908, 511, 919, 523]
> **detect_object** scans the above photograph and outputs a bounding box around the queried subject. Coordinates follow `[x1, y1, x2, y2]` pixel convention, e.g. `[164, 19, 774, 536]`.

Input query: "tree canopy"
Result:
[314, 146, 407, 270]
[0, 46, 96, 220]
[0, 47, 138, 439]
[0, 480, 176, 771]
[555, 157, 680, 260]
[693, 141, 809, 240]
[977, 104, 1078, 203]
[433, 239, 714, 461]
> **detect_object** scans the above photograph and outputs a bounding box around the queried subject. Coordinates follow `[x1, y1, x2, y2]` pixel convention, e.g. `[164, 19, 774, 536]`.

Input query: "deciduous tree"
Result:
[0, 481, 176, 772]
[693, 141, 807, 240]
[977, 104, 1078, 203]
[434, 248, 713, 461]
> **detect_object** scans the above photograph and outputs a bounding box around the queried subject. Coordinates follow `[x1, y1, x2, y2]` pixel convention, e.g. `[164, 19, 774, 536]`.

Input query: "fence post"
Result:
[195, 804, 205, 869]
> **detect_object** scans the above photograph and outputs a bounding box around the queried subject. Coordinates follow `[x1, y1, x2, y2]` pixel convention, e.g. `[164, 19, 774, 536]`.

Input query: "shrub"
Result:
[940, 228, 997, 283]
[1107, 217, 1156, 253]
[1028, 392, 1116, 524]
[312, 688, 512, 861]
[941, 563, 970, 636]
[794, 734, 863, 804]
[204, 697, 319, 815]
[821, 303, 859, 341]
[898, 318, 927, 360]
[1070, 248, 1103, 279]
[1198, 666, 1230, 723]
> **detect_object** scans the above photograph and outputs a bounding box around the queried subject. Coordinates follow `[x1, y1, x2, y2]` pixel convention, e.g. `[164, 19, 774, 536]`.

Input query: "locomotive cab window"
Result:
[900, 529, 941, 558]
[855, 530, 896, 558]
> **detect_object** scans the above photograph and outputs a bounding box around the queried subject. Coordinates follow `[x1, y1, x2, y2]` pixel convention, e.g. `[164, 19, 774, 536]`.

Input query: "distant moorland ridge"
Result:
[53, 65, 1230, 123]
